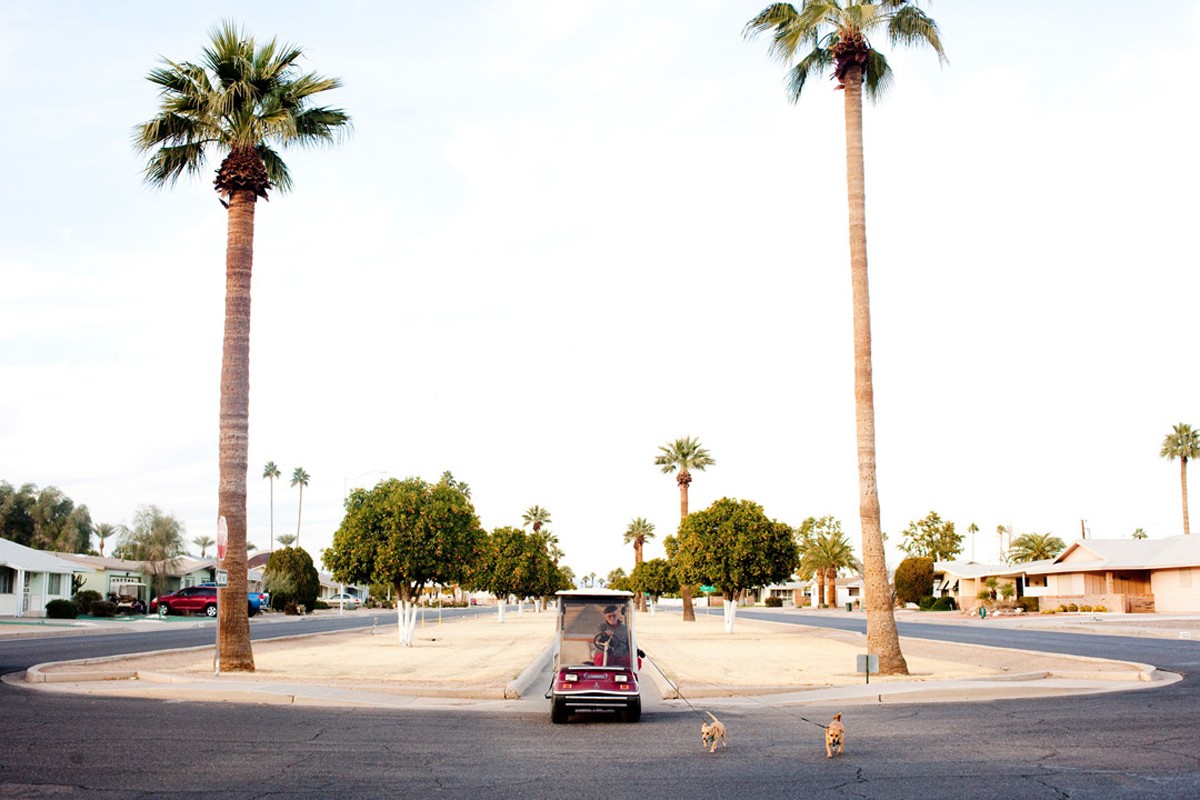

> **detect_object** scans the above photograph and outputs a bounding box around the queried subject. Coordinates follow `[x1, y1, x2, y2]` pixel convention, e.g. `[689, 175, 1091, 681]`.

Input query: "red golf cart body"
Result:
[549, 589, 641, 723]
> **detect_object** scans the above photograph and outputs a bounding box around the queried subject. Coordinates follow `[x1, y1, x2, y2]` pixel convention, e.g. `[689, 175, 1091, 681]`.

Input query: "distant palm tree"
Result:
[275, 533, 297, 548]
[1160, 422, 1200, 535]
[623, 517, 656, 611]
[94, 522, 119, 557]
[135, 20, 349, 673]
[800, 529, 861, 607]
[655, 436, 715, 622]
[1132, 528, 1148, 540]
[263, 461, 281, 552]
[522, 505, 552, 535]
[745, 0, 944, 674]
[192, 535, 216, 558]
[291, 467, 310, 546]
[1008, 532, 1066, 564]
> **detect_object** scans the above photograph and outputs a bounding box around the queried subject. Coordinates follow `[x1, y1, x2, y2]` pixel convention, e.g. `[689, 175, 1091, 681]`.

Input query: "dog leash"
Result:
[650, 655, 830, 729]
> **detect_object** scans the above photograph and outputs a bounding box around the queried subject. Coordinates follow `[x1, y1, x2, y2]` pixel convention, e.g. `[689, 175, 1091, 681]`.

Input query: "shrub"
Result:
[1094, 605, 1107, 612]
[73, 590, 103, 615]
[764, 596, 783, 608]
[283, 601, 302, 616]
[1067, 603, 1079, 612]
[1079, 604, 1093, 612]
[89, 601, 117, 618]
[263, 547, 320, 612]
[313, 600, 330, 610]
[894, 557, 934, 606]
[930, 596, 956, 612]
[1017, 597, 1039, 613]
[978, 590, 993, 601]
[46, 599, 81, 619]
[1058, 605, 1069, 613]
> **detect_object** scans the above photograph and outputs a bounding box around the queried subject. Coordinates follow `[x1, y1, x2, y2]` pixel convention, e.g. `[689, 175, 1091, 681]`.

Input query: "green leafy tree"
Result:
[796, 516, 858, 608]
[674, 498, 798, 633]
[135, 20, 349, 672]
[471, 526, 554, 622]
[655, 435, 715, 622]
[745, 0, 945, 676]
[117, 505, 185, 598]
[439, 470, 471, 498]
[325, 477, 483, 644]
[262, 546, 320, 612]
[263, 461, 281, 552]
[900, 511, 963, 561]
[0, 481, 37, 546]
[1161, 422, 1200, 535]
[894, 556, 934, 606]
[630, 558, 678, 606]
[0, 483, 93, 553]
[1007, 532, 1066, 564]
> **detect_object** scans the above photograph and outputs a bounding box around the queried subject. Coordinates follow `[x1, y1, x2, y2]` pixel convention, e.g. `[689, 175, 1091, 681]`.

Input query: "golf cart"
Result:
[549, 589, 642, 724]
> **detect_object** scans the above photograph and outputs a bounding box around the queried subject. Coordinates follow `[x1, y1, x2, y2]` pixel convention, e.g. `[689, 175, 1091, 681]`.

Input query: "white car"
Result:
[328, 593, 363, 609]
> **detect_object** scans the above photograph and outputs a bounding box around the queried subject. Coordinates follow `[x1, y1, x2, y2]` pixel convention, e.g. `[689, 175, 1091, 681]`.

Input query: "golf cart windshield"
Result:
[556, 591, 636, 669]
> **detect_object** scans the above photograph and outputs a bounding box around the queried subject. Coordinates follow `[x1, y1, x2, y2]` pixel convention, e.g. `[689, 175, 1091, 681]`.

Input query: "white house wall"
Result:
[1151, 568, 1200, 613]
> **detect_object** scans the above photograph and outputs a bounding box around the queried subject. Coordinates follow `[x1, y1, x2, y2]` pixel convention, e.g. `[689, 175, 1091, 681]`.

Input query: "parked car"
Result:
[151, 586, 260, 618]
[327, 592, 362, 609]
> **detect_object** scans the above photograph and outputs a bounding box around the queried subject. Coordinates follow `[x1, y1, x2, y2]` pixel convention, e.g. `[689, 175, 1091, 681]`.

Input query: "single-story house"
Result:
[0, 537, 94, 617]
[936, 536, 1200, 614]
[758, 574, 870, 608]
[57, 553, 216, 601]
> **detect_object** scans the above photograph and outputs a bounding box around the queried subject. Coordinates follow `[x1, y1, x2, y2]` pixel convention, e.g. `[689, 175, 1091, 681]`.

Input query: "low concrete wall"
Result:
[1040, 593, 1156, 613]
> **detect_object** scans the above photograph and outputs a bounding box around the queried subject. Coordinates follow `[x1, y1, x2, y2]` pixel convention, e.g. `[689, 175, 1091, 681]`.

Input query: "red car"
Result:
[151, 586, 260, 618]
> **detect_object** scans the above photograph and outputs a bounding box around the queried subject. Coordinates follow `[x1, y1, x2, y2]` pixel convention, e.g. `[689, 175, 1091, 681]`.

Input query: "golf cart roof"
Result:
[555, 589, 633, 599]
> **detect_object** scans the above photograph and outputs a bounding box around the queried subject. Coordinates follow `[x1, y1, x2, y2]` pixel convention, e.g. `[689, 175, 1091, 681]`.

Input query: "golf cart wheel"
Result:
[550, 698, 569, 724]
[622, 698, 641, 723]
[205, 604, 218, 618]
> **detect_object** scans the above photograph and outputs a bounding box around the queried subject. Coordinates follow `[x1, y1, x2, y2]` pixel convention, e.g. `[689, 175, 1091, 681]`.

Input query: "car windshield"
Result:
[556, 596, 635, 669]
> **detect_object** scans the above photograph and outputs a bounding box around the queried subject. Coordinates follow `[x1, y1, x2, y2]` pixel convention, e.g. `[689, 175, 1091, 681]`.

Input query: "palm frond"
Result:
[140, 142, 209, 187]
[862, 50, 894, 102]
[888, 5, 947, 63]
[785, 46, 833, 102]
[257, 144, 291, 193]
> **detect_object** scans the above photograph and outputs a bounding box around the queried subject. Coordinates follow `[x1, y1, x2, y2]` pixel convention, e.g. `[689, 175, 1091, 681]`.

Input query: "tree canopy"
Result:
[1007, 532, 1066, 564]
[114, 505, 185, 596]
[899, 511, 962, 561]
[0, 481, 94, 553]
[630, 558, 678, 602]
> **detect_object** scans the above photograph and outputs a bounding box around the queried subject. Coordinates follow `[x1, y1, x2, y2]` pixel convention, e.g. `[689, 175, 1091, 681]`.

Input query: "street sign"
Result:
[217, 516, 228, 561]
[215, 569, 228, 588]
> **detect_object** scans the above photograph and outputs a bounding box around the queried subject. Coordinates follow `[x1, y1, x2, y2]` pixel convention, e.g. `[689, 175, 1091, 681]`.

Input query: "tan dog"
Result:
[825, 713, 845, 758]
[701, 712, 727, 753]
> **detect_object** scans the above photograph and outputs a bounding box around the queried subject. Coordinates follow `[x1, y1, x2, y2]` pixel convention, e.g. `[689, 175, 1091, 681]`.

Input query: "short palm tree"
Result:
[192, 535, 216, 558]
[655, 436, 715, 622]
[745, 1, 945, 675]
[623, 517, 656, 611]
[800, 530, 861, 607]
[263, 461, 281, 552]
[291, 467, 311, 546]
[1160, 422, 1200, 535]
[1132, 528, 1148, 540]
[275, 533, 297, 548]
[1007, 532, 1066, 564]
[135, 20, 349, 673]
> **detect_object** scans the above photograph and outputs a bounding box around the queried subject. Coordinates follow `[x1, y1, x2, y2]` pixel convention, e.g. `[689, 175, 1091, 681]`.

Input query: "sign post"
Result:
[857, 653, 879, 685]
[215, 516, 227, 677]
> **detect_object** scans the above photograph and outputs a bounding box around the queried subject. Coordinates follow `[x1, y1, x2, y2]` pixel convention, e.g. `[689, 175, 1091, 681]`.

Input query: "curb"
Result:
[504, 640, 556, 699]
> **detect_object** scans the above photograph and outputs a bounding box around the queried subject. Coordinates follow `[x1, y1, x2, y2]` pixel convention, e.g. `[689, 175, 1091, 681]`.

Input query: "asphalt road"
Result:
[2, 611, 1199, 799]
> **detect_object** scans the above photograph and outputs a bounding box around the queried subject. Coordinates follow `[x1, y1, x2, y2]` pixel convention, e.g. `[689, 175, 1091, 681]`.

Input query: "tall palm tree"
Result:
[94, 522, 119, 557]
[291, 467, 310, 546]
[655, 436, 715, 622]
[1160, 422, 1200, 535]
[521, 505, 552, 535]
[192, 535, 216, 558]
[1007, 532, 1066, 564]
[623, 517, 656, 611]
[263, 461, 281, 552]
[135, 21, 349, 673]
[746, 1, 945, 674]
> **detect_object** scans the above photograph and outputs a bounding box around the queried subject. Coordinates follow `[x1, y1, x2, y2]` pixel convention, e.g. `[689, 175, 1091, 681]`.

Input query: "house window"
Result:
[847, 587, 860, 597]
[48, 574, 62, 595]
[0, 567, 13, 593]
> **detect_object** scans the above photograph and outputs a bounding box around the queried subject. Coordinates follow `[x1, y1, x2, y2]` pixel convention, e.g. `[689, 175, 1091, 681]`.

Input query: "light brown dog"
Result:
[825, 713, 845, 758]
[701, 712, 727, 753]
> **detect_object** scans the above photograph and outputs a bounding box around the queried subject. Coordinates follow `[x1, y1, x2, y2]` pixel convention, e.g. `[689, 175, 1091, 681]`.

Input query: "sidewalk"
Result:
[5, 607, 1183, 709]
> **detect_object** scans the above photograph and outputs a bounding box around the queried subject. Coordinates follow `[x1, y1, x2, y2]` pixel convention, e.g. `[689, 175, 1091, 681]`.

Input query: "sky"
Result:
[3, 1, 1200, 581]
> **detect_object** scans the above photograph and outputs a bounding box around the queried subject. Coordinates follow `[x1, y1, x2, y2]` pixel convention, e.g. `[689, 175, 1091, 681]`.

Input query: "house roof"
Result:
[935, 559, 1053, 579]
[1024, 536, 1200, 574]
[55, 553, 147, 573]
[0, 538, 94, 574]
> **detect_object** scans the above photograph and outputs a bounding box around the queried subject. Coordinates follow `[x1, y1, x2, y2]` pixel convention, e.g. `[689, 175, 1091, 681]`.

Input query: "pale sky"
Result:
[3, 1, 1199, 581]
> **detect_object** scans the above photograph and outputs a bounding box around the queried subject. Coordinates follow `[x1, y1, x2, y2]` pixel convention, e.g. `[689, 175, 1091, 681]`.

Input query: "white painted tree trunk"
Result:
[497, 601, 506, 623]
[398, 600, 418, 647]
[723, 596, 737, 634]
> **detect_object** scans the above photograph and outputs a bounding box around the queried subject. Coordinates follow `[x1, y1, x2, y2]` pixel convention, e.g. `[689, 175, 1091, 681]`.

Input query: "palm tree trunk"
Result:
[679, 482, 696, 622]
[268, 477, 275, 553]
[296, 484, 304, 547]
[826, 566, 838, 608]
[843, 67, 907, 675]
[1182, 457, 1190, 535]
[217, 189, 256, 672]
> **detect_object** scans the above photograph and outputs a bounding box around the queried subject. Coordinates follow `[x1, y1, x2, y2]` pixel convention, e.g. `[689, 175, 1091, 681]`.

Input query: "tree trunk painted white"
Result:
[723, 596, 737, 634]
[497, 601, 506, 623]
[398, 600, 418, 647]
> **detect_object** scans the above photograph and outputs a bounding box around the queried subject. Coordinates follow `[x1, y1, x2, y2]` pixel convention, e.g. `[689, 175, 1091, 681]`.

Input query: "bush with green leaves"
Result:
[73, 590, 103, 615]
[894, 557, 934, 606]
[263, 546, 320, 612]
[929, 596, 956, 612]
[46, 599, 81, 619]
[1017, 597, 1039, 613]
[89, 600, 117, 618]
[764, 595, 783, 607]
